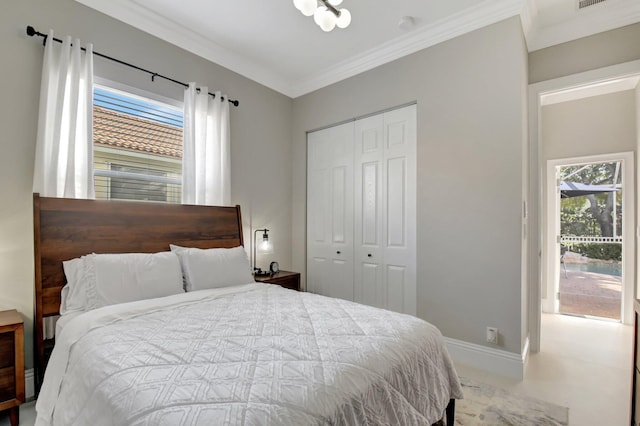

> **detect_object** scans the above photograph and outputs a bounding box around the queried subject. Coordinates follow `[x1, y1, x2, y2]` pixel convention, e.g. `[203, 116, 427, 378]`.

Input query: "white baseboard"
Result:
[26, 368, 35, 400]
[444, 337, 528, 380]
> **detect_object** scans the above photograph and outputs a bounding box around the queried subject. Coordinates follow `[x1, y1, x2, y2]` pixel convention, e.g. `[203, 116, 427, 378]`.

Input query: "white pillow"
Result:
[61, 257, 88, 315]
[61, 252, 184, 313]
[170, 245, 254, 291]
[85, 252, 184, 310]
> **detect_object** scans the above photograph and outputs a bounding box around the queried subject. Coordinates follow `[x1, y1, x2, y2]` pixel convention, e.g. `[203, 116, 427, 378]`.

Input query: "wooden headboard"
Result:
[33, 193, 244, 390]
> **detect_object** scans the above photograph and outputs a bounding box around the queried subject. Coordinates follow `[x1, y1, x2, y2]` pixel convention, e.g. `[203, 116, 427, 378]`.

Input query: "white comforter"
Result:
[36, 283, 462, 425]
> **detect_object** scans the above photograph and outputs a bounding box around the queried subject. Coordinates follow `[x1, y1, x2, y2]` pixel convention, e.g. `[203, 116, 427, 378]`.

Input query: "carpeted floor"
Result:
[455, 376, 569, 426]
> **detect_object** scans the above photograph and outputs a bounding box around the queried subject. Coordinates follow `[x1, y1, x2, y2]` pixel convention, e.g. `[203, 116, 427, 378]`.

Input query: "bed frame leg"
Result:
[445, 398, 455, 426]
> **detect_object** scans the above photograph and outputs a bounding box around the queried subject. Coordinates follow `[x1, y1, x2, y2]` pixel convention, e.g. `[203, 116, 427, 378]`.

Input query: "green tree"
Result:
[560, 162, 620, 238]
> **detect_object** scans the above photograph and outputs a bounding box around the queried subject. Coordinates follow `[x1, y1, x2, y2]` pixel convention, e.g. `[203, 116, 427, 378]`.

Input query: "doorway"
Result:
[556, 160, 622, 320]
[529, 66, 640, 353]
[545, 153, 634, 324]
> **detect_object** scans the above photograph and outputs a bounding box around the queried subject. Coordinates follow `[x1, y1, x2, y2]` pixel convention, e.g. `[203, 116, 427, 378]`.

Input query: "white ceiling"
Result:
[75, 0, 640, 98]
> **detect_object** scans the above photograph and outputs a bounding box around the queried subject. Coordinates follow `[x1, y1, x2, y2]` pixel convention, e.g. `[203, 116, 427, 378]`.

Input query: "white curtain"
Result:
[182, 83, 230, 206]
[33, 30, 95, 199]
[33, 31, 94, 340]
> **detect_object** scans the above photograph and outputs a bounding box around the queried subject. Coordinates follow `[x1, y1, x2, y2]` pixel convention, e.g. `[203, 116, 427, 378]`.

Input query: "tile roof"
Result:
[93, 106, 182, 159]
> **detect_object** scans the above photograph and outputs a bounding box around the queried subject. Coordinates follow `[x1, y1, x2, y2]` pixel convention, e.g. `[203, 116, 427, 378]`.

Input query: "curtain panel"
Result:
[33, 31, 94, 339]
[182, 83, 230, 206]
[33, 30, 95, 199]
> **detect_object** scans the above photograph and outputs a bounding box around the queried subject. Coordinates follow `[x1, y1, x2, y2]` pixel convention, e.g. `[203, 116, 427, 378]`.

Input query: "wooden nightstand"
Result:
[0, 310, 24, 426]
[254, 271, 301, 291]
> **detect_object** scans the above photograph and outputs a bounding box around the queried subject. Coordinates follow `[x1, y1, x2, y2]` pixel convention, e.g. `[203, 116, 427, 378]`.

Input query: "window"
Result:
[93, 85, 183, 203]
[108, 164, 168, 202]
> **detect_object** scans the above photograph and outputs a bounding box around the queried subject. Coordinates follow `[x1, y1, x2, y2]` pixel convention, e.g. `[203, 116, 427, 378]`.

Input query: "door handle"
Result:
[367, 253, 372, 257]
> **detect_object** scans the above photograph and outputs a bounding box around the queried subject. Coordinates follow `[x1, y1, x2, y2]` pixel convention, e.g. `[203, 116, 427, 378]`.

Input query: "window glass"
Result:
[93, 85, 183, 203]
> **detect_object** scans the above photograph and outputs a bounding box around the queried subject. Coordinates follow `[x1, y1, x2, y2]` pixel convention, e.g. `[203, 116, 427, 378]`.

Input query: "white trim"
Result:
[528, 59, 640, 352]
[444, 337, 526, 380]
[74, 0, 522, 98]
[74, 0, 292, 96]
[288, 0, 523, 97]
[26, 368, 34, 400]
[541, 76, 640, 106]
[522, 335, 531, 366]
[526, 0, 640, 52]
[519, 0, 538, 45]
[75, 0, 639, 97]
[94, 78, 184, 110]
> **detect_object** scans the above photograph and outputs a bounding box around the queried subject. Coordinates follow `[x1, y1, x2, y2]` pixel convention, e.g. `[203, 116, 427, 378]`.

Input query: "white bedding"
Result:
[36, 283, 462, 426]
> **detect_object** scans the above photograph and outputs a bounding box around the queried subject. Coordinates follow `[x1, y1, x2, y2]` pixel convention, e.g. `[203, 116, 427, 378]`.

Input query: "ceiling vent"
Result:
[578, 0, 606, 9]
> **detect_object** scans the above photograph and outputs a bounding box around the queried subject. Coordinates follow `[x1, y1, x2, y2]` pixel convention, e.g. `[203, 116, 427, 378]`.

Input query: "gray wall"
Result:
[542, 91, 637, 161]
[1, 0, 294, 369]
[292, 17, 529, 354]
[540, 90, 638, 301]
[531, 19, 640, 306]
[529, 23, 640, 84]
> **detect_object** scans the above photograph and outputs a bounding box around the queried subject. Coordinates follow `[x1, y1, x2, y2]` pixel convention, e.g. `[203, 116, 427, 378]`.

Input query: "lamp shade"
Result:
[317, 8, 337, 31]
[253, 228, 273, 274]
[295, 0, 318, 16]
[336, 8, 351, 28]
[258, 235, 273, 254]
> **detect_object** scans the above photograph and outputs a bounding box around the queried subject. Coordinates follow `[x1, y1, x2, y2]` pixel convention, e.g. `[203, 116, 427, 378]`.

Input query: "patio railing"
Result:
[560, 236, 622, 244]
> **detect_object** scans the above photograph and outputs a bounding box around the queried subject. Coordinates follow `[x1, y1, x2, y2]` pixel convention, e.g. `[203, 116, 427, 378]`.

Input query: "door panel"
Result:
[308, 257, 327, 295]
[360, 262, 380, 307]
[355, 114, 384, 306]
[387, 157, 406, 247]
[331, 166, 347, 244]
[331, 258, 353, 301]
[307, 122, 354, 300]
[361, 162, 379, 246]
[382, 105, 417, 315]
[308, 169, 329, 244]
[355, 105, 416, 315]
[386, 265, 406, 313]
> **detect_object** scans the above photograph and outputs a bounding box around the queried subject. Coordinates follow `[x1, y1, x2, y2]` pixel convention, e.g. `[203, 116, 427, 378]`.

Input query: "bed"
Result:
[32, 193, 462, 425]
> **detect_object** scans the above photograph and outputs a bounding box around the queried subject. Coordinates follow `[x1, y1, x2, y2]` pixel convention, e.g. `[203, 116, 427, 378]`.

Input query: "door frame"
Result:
[544, 153, 634, 323]
[528, 59, 640, 352]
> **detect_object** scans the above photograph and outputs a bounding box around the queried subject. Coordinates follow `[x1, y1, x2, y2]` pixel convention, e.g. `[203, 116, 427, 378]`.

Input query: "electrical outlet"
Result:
[486, 327, 498, 344]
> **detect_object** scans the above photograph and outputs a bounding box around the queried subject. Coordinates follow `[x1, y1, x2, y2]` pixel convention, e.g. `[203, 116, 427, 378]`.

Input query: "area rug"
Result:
[454, 376, 569, 426]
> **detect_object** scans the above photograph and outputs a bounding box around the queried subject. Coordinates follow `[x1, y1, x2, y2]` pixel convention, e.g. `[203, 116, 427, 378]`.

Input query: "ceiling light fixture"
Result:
[293, 0, 351, 32]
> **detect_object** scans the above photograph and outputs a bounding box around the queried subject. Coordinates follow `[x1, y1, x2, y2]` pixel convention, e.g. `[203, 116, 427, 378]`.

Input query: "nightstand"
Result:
[0, 310, 24, 426]
[254, 271, 301, 291]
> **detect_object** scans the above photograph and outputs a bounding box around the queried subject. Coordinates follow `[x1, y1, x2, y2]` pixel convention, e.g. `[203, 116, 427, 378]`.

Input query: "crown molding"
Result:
[526, 0, 640, 52]
[74, 0, 638, 98]
[289, 0, 524, 97]
[73, 0, 293, 96]
[540, 74, 640, 105]
[519, 0, 539, 49]
[75, 0, 524, 98]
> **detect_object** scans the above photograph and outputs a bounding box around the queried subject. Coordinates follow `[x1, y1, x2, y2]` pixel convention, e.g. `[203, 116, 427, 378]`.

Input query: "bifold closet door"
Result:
[306, 122, 354, 300]
[354, 105, 416, 315]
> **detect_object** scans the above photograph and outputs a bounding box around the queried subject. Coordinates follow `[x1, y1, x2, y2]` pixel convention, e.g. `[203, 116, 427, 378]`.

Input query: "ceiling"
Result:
[75, 0, 640, 98]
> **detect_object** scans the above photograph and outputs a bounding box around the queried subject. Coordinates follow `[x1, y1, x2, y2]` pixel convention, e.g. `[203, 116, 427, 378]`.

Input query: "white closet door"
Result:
[307, 122, 354, 300]
[383, 105, 417, 315]
[353, 114, 385, 308]
[354, 105, 416, 315]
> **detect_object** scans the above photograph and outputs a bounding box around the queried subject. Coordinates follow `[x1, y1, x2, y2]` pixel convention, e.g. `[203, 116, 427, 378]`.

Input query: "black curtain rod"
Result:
[26, 25, 239, 107]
